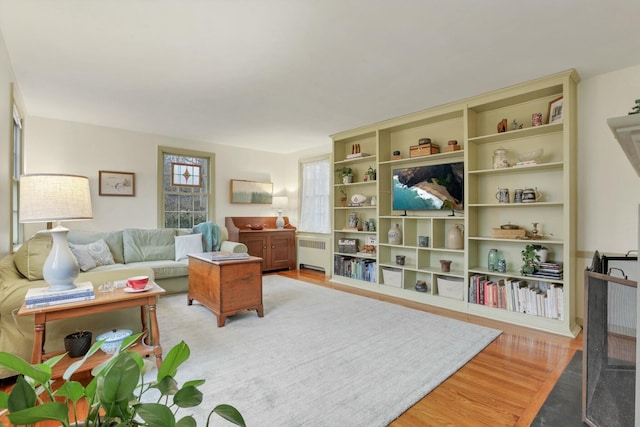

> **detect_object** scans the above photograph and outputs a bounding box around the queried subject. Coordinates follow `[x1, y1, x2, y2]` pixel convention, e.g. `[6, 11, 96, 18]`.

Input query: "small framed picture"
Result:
[547, 96, 563, 124]
[99, 170, 135, 196]
[365, 236, 377, 247]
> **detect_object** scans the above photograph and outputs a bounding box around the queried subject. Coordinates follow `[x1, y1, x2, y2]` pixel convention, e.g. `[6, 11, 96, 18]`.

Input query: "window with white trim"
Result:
[158, 147, 214, 229]
[11, 102, 23, 247]
[298, 157, 330, 233]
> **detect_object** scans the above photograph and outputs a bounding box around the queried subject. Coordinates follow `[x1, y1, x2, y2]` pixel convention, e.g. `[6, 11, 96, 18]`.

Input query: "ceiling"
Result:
[1, 1, 639, 154]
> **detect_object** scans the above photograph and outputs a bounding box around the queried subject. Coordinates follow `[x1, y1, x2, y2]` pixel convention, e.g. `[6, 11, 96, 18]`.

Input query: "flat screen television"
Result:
[392, 162, 464, 212]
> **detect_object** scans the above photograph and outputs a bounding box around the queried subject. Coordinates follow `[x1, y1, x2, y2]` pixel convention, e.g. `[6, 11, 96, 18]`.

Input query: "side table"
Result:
[18, 282, 166, 379]
[188, 253, 264, 327]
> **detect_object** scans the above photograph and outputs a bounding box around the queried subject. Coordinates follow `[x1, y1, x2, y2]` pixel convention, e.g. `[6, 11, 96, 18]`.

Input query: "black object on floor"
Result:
[531, 350, 585, 426]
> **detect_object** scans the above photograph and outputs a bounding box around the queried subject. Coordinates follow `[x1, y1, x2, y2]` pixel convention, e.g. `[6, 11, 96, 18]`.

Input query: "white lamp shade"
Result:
[20, 174, 93, 223]
[19, 174, 93, 291]
[272, 196, 289, 211]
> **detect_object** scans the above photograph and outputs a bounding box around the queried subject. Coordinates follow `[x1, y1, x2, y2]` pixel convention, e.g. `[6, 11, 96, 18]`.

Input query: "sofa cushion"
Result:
[124, 260, 188, 279]
[69, 239, 115, 270]
[67, 230, 125, 264]
[175, 233, 203, 261]
[123, 228, 176, 263]
[68, 244, 97, 271]
[13, 233, 52, 280]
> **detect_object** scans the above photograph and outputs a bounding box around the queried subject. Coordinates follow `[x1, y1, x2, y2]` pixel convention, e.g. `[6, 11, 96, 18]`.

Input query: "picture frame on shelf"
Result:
[99, 170, 135, 196]
[547, 96, 563, 124]
[230, 179, 273, 204]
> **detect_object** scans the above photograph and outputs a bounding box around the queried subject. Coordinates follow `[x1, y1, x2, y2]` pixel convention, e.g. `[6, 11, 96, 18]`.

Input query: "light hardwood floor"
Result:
[279, 269, 583, 426]
[1, 269, 582, 426]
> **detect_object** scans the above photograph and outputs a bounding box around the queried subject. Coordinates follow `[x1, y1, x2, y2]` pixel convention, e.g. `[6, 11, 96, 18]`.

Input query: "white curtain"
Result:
[299, 158, 331, 233]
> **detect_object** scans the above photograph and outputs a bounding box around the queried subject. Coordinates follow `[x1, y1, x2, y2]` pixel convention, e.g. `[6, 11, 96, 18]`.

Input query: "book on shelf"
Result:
[25, 282, 95, 305]
[210, 251, 251, 261]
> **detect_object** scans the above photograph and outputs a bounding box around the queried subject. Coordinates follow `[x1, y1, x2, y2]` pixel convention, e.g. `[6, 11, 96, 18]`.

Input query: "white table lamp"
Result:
[272, 196, 288, 229]
[20, 174, 93, 291]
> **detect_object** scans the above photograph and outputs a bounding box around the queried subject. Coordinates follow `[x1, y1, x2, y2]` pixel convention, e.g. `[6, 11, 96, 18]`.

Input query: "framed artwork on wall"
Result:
[547, 96, 563, 124]
[99, 170, 135, 196]
[230, 179, 273, 204]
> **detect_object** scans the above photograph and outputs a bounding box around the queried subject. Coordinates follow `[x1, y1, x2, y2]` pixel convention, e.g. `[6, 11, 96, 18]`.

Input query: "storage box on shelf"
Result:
[330, 69, 579, 336]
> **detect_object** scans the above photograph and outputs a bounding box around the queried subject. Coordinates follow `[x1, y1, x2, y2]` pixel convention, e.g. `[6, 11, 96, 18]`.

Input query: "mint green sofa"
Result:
[66, 226, 247, 294]
[0, 226, 247, 379]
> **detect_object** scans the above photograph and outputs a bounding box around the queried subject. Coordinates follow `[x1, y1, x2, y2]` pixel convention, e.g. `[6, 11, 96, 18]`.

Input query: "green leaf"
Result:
[173, 385, 203, 408]
[54, 380, 85, 403]
[154, 375, 179, 396]
[7, 376, 37, 412]
[176, 415, 198, 427]
[182, 379, 205, 388]
[0, 391, 8, 409]
[209, 404, 246, 427]
[0, 352, 51, 385]
[100, 353, 140, 403]
[7, 401, 69, 425]
[136, 402, 176, 427]
[158, 341, 190, 380]
[63, 340, 105, 380]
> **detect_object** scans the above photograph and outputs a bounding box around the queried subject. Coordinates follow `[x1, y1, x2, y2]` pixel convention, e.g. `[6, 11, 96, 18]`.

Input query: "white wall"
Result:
[22, 117, 322, 237]
[574, 64, 640, 321]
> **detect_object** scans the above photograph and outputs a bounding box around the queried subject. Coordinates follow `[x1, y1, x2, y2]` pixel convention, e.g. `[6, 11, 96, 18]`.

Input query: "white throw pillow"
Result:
[175, 233, 203, 261]
[69, 239, 115, 270]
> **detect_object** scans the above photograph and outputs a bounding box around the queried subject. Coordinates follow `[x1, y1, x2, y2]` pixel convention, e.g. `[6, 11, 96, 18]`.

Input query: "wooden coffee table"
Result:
[18, 282, 165, 379]
[188, 253, 263, 327]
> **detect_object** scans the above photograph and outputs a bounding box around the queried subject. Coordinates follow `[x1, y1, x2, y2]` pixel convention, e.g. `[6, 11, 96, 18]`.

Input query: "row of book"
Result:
[334, 255, 376, 283]
[469, 275, 563, 319]
[24, 282, 96, 309]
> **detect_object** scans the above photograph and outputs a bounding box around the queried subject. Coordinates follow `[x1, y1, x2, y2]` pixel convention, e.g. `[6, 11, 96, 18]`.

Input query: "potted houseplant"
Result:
[520, 243, 548, 275]
[336, 166, 353, 184]
[64, 330, 93, 358]
[338, 186, 348, 207]
[366, 166, 376, 181]
[0, 334, 245, 426]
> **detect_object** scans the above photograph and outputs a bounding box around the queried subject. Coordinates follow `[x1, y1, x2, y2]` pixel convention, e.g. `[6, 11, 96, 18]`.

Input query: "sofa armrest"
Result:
[220, 241, 248, 253]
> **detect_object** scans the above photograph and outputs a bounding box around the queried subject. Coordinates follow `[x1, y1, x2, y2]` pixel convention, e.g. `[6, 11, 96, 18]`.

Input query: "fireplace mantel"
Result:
[608, 114, 640, 177]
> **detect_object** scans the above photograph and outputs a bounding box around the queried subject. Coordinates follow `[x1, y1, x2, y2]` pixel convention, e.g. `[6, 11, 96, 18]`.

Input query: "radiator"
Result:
[296, 235, 331, 276]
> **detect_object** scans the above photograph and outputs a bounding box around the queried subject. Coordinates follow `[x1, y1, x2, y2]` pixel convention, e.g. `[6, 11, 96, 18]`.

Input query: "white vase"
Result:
[535, 249, 548, 263]
[388, 224, 402, 245]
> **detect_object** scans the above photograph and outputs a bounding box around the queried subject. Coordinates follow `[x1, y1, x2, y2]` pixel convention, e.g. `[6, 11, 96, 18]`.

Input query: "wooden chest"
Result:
[409, 143, 440, 157]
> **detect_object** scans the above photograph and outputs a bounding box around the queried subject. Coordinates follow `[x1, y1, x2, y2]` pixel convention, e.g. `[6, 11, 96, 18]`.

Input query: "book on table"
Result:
[25, 281, 95, 308]
[209, 251, 251, 261]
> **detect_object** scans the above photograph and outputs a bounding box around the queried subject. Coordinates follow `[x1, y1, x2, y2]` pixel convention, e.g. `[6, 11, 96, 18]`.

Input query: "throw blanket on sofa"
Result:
[193, 222, 221, 252]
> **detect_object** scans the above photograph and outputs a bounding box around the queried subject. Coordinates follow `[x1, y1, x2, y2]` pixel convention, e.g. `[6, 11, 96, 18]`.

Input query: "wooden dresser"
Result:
[225, 217, 297, 273]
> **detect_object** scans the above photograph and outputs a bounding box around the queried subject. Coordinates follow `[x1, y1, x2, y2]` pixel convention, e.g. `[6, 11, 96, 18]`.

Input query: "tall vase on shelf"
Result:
[446, 224, 464, 249]
[388, 223, 402, 245]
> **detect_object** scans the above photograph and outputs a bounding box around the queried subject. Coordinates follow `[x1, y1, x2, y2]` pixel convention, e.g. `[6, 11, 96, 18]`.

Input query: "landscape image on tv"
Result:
[392, 162, 464, 211]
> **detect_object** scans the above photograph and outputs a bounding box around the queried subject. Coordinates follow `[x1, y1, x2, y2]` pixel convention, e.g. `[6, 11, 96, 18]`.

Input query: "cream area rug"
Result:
[152, 275, 501, 426]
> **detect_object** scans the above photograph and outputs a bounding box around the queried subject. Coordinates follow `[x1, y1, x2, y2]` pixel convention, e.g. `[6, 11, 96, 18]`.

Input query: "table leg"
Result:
[148, 301, 163, 367]
[32, 314, 46, 364]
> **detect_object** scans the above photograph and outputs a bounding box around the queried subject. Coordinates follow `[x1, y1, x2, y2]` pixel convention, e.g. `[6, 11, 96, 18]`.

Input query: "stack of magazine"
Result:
[24, 282, 96, 309]
[210, 251, 251, 261]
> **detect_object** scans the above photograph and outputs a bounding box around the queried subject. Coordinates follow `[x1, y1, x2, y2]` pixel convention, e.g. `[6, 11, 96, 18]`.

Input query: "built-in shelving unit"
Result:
[331, 70, 580, 336]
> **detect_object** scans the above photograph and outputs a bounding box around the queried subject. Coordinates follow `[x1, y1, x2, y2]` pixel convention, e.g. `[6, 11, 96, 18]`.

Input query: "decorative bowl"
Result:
[126, 275, 149, 290]
[96, 328, 133, 354]
[247, 224, 266, 230]
[518, 148, 544, 163]
[351, 194, 367, 204]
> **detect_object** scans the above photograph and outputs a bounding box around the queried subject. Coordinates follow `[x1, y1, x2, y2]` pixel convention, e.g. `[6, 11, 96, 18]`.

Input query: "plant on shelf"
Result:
[0, 335, 245, 427]
[338, 186, 348, 207]
[520, 243, 548, 275]
[336, 166, 353, 184]
[366, 166, 376, 181]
